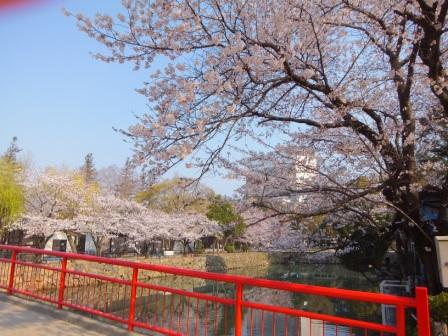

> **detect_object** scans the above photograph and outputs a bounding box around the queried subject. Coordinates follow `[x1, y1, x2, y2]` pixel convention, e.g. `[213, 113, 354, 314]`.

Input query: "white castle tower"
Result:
[295, 155, 317, 184]
[294, 154, 318, 203]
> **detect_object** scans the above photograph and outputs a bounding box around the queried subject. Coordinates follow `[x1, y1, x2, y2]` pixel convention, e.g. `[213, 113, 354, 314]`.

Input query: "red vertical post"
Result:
[396, 304, 405, 336]
[7, 250, 17, 295]
[58, 257, 68, 309]
[235, 283, 243, 336]
[128, 267, 139, 332]
[415, 287, 431, 336]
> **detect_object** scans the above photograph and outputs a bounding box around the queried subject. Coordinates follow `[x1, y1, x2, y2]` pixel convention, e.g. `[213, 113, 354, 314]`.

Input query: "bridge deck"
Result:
[0, 293, 136, 336]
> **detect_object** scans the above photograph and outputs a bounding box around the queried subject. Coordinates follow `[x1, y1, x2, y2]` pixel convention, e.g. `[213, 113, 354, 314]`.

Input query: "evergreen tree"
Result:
[115, 158, 137, 199]
[206, 196, 246, 248]
[80, 153, 97, 185]
[3, 136, 21, 164]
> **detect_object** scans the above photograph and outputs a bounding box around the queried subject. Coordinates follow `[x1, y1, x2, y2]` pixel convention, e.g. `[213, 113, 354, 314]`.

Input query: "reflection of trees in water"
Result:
[268, 264, 381, 324]
[266, 264, 376, 291]
[291, 292, 335, 316]
[127, 265, 377, 333]
[21, 263, 380, 335]
[132, 290, 236, 335]
[245, 286, 294, 308]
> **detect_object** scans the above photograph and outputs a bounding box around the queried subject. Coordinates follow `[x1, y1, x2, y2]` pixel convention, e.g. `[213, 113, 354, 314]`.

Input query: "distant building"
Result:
[43, 232, 96, 254]
[241, 150, 318, 204]
[5, 230, 97, 255]
[295, 155, 318, 185]
[293, 154, 318, 203]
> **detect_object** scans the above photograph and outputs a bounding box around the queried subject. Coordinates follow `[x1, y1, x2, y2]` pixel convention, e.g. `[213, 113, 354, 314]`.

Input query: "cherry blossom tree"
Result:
[24, 168, 87, 217]
[67, 0, 448, 291]
[241, 207, 307, 252]
[157, 212, 223, 254]
[75, 194, 222, 256]
[13, 216, 74, 249]
[74, 194, 150, 255]
[21, 167, 92, 250]
[15, 167, 222, 255]
[392, 1, 448, 119]
[97, 165, 121, 195]
[15, 168, 135, 253]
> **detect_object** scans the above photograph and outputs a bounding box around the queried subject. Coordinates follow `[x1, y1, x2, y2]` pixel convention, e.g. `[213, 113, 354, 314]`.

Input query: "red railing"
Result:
[0, 245, 430, 336]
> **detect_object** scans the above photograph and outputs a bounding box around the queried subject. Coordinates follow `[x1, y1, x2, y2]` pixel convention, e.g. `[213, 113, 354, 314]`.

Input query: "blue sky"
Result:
[0, 0, 240, 195]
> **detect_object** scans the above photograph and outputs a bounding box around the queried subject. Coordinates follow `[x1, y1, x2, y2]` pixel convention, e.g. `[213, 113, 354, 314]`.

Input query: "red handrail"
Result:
[0, 244, 431, 336]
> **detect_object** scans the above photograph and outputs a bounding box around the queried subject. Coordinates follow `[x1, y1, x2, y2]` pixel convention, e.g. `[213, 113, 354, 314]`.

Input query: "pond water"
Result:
[229, 263, 376, 291]
[125, 263, 386, 336]
[22, 261, 399, 335]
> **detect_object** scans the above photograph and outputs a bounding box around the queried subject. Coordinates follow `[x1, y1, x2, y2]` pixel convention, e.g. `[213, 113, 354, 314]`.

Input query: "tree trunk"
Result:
[169, 240, 175, 250]
[222, 236, 230, 251]
[0, 219, 5, 244]
[183, 240, 187, 255]
[94, 238, 103, 256]
[65, 232, 78, 253]
[386, 187, 443, 294]
[32, 235, 53, 262]
[406, 195, 442, 294]
[96, 245, 101, 256]
[0, 227, 6, 244]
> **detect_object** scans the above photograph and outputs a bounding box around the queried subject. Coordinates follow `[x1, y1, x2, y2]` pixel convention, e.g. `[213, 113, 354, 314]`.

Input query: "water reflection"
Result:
[127, 263, 380, 335]
[27, 262, 381, 335]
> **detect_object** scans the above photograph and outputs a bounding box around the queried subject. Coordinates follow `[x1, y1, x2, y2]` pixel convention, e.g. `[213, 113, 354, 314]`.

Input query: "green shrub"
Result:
[224, 243, 235, 253]
[429, 292, 448, 324]
[195, 241, 205, 254]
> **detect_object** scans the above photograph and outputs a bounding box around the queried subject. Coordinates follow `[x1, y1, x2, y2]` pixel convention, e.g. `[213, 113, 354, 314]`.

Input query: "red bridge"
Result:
[0, 245, 431, 336]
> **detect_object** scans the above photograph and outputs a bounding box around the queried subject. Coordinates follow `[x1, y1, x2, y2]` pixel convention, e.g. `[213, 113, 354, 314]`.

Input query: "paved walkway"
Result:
[0, 293, 138, 336]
